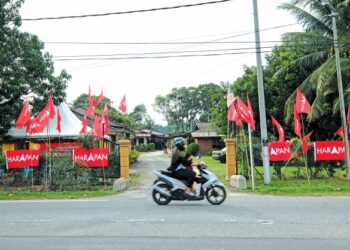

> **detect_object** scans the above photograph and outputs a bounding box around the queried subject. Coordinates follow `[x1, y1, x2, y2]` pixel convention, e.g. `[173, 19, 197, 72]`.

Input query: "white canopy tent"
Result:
[7, 103, 91, 139]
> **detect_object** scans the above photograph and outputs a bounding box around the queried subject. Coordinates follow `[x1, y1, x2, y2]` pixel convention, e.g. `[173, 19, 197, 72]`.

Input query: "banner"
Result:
[31, 142, 82, 152]
[314, 141, 349, 161]
[269, 142, 292, 162]
[5, 150, 40, 169]
[73, 148, 109, 167]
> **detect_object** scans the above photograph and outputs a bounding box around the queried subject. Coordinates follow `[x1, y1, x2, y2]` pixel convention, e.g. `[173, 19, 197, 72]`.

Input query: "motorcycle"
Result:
[151, 162, 226, 205]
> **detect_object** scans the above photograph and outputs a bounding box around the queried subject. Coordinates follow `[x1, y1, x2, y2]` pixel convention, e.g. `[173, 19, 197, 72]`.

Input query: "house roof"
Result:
[191, 122, 221, 138]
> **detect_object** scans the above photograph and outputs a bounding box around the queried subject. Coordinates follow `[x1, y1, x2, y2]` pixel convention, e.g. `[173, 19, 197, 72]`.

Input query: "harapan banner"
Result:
[314, 141, 349, 161]
[73, 148, 109, 167]
[5, 150, 40, 169]
[269, 142, 292, 162]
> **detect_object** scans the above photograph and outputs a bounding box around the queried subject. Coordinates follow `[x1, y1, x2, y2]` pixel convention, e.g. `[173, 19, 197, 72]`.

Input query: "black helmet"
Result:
[174, 137, 186, 148]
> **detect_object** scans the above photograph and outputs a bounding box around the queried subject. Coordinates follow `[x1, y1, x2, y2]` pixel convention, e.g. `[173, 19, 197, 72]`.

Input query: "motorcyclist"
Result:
[168, 137, 196, 195]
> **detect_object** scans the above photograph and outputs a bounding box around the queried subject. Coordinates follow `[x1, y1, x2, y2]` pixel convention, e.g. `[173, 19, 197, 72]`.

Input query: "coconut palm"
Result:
[279, 0, 350, 123]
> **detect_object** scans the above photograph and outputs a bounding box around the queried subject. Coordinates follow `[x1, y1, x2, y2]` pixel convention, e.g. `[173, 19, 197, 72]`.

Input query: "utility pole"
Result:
[330, 11, 350, 180]
[252, 0, 271, 184]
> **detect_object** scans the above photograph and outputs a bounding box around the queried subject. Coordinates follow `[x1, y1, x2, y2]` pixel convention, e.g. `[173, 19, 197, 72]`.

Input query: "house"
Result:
[134, 129, 171, 150]
[191, 122, 224, 155]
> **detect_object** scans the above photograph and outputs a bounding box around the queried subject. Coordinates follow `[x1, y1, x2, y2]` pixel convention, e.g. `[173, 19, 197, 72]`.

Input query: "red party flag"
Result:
[56, 109, 61, 133]
[236, 97, 253, 128]
[16, 100, 31, 129]
[296, 87, 311, 114]
[302, 131, 313, 155]
[85, 97, 96, 117]
[118, 95, 127, 113]
[271, 116, 285, 142]
[97, 87, 104, 105]
[87, 85, 91, 102]
[93, 115, 103, 139]
[227, 103, 242, 126]
[79, 115, 88, 135]
[246, 95, 255, 131]
[294, 105, 302, 138]
[336, 126, 344, 138]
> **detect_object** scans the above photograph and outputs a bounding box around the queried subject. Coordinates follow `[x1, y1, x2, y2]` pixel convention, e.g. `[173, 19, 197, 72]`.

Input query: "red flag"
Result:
[227, 103, 242, 126]
[302, 131, 313, 155]
[87, 85, 91, 102]
[56, 109, 61, 133]
[101, 104, 109, 134]
[246, 95, 255, 130]
[16, 100, 31, 129]
[26, 95, 56, 134]
[347, 105, 350, 133]
[79, 115, 88, 135]
[271, 116, 285, 142]
[118, 95, 127, 113]
[336, 126, 344, 138]
[236, 97, 253, 127]
[296, 88, 311, 114]
[93, 115, 103, 139]
[97, 87, 104, 105]
[85, 97, 96, 117]
[294, 105, 302, 138]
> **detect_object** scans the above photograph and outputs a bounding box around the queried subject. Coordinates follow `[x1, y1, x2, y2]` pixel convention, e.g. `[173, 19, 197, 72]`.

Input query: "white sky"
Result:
[19, 0, 301, 125]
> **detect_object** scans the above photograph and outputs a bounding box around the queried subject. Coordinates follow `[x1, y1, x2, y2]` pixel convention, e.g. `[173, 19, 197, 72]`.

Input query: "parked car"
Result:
[212, 147, 226, 163]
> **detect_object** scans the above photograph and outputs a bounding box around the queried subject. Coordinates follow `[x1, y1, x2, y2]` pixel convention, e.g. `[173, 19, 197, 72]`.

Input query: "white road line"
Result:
[111, 219, 165, 223]
[7, 219, 53, 223]
[258, 220, 274, 225]
[224, 219, 237, 222]
[0, 199, 109, 203]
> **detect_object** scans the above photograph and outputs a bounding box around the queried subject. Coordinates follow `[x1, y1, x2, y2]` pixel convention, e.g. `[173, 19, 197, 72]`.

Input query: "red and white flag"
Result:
[56, 109, 61, 133]
[118, 95, 127, 113]
[93, 115, 103, 139]
[271, 116, 285, 142]
[236, 97, 254, 128]
[296, 87, 311, 114]
[294, 105, 302, 138]
[16, 100, 31, 129]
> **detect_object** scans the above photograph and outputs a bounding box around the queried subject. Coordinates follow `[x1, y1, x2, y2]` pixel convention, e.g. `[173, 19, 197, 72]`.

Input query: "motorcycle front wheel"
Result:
[152, 183, 172, 205]
[205, 185, 226, 205]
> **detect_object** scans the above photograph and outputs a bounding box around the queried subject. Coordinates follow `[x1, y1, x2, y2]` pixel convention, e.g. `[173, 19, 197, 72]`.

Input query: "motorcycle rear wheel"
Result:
[152, 183, 172, 205]
[205, 185, 226, 205]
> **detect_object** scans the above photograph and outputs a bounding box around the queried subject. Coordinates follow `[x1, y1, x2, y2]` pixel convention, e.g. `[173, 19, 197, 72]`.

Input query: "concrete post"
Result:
[225, 139, 236, 177]
[119, 140, 130, 178]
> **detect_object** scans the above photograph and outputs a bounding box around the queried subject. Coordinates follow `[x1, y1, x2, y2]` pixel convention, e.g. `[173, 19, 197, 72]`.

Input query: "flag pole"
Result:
[300, 116, 310, 183]
[248, 125, 255, 190]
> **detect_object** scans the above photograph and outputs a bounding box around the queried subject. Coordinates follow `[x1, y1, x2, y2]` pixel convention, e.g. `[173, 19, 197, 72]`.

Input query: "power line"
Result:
[21, 0, 234, 21]
[53, 50, 274, 61]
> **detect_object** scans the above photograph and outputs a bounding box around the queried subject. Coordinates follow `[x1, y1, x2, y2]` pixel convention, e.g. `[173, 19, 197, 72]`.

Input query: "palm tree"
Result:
[279, 0, 350, 124]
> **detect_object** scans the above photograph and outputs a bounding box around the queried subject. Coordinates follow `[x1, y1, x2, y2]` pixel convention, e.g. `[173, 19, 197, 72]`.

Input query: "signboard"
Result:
[73, 148, 109, 167]
[31, 142, 82, 153]
[314, 141, 348, 161]
[269, 142, 292, 162]
[5, 150, 40, 169]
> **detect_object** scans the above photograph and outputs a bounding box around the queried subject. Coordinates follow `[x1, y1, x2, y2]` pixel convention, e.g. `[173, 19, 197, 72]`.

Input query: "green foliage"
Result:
[0, 153, 6, 170]
[0, 0, 70, 135]
[130, 104, 155, 130]
[186, 143, 199, 156]
[78, 134, 99, 149]
[129, 149, 140, 163]
[107, 150, 120, 178]
[147, 143, 155, 151]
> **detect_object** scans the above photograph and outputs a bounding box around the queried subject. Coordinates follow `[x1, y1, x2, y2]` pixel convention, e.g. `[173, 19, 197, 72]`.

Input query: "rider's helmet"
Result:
[174, 137, 186, 150]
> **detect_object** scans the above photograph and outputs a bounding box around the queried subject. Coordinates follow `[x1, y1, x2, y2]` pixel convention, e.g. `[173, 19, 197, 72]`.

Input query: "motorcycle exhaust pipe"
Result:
[153, 186, 171, 197]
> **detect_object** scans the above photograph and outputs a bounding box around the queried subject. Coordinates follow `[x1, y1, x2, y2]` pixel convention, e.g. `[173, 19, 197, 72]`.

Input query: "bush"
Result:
[186, 143, 199, 156]
[78, 134, 99, 149]
[129, 149, 140, 163]
[0, 153, 6, 170]
[107, 150, 120, 178]
[147, 143, 155, 151]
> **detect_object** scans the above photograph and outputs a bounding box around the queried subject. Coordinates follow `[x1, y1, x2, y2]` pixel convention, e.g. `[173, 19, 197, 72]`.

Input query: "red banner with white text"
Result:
[314, 141, 350, 161]
[5, 150, 40, 169]
[269, 142, 293, 162]
[73, 148, 109, 167]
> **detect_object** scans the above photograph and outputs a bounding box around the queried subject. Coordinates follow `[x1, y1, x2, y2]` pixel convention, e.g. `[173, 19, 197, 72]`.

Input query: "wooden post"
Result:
[119, 140, 130, 178]
[225, 139, 236, 178]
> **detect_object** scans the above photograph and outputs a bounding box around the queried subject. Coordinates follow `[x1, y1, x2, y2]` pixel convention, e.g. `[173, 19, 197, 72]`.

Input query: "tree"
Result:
[279, 0, 350, 139]
[0, 0, 70, 135]
[130, 104, 155, 130]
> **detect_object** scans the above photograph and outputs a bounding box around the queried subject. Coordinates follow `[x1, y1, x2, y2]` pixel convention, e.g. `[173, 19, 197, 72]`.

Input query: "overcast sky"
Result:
[19, 0, 301, 125]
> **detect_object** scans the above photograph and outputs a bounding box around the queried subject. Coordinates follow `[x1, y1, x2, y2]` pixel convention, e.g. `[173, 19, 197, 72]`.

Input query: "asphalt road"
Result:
[1, 151, 350, 250]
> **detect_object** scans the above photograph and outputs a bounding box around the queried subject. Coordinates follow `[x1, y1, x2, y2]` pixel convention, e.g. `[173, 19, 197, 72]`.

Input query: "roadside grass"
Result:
[202, 156, 350, 196]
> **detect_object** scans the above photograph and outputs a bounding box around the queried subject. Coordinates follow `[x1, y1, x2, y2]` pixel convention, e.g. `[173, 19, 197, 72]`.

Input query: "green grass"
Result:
[202, 156, 350, 196]
[0, 190, 118, 200]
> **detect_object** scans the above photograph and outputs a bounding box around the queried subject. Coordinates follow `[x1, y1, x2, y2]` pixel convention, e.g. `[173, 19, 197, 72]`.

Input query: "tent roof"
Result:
[7, 103, 91, 139]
